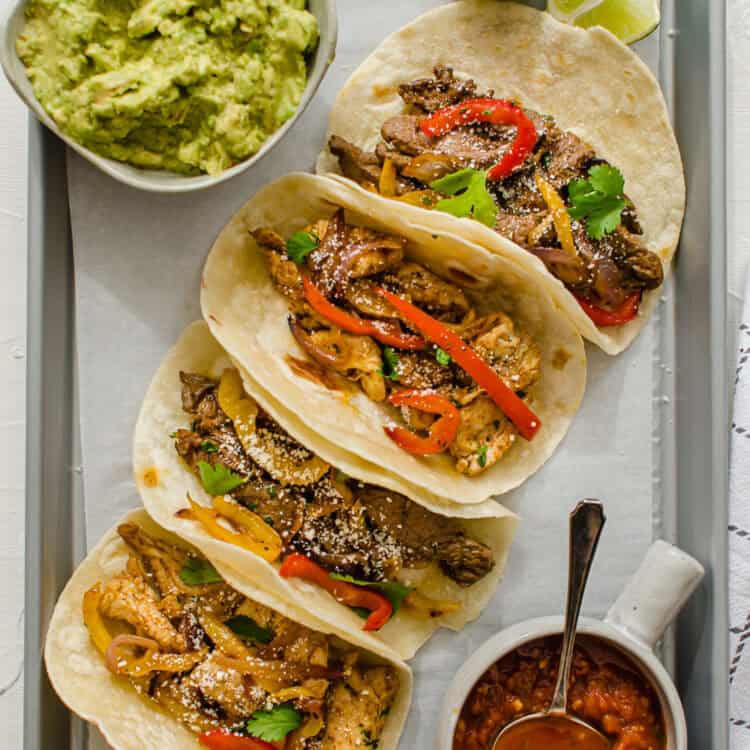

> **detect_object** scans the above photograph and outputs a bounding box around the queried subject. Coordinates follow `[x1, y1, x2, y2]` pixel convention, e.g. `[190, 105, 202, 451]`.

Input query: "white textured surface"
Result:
[0, 3, 744, 749]
[0, 24, 27, 749]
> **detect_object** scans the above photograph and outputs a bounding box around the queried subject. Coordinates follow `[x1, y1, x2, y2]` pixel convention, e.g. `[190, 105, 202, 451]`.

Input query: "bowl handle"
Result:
[604, 540, 704, 650]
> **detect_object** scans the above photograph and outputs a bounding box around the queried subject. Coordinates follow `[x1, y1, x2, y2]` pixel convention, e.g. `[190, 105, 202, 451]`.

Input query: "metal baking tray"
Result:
[23, 0, 728, 747]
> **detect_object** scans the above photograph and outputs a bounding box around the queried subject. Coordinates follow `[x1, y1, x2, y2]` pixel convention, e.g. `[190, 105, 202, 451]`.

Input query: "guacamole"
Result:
[16, 0, 319, 175]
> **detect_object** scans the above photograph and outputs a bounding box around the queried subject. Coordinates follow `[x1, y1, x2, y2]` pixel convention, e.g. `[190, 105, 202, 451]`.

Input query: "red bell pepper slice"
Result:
[384, 389, 460, 455]
[378, 288, 541, 441]
[279, 553, 393, 631]
[419, 98, 538, 181]
[198, 731, 276, 750]
[302, 276, 425, 351]
[575, 291, 641, 327]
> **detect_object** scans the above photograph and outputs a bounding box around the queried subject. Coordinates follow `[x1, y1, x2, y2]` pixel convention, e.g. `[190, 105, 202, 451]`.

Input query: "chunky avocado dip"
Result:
[16, 0, 318, 175]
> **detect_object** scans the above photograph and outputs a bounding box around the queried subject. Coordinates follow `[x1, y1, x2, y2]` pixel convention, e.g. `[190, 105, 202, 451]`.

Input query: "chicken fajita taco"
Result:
[44, 509, 412, 750]
[197, 174, 586, 506]
[134, 321, 518, 659]
[316, 0, 685, 355]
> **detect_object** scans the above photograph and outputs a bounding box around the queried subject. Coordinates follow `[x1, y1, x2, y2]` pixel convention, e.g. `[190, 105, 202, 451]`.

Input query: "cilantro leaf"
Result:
[588, 163, 625, 196]
[225, 615, 274, 644]
[247, 705, 302, 741]
[201, 440, 218, 453]
[435, 347, 451, 366]
[567, 164, 627, 239]
[330, 573, 414, 616]
[381, 346, 400, 381]
[477, 444, 488, 468]
[178, 556, 223, 585]
[286, 231, 318, 264]
[197, 461, 247, 496]
[430, 168, 498, 228]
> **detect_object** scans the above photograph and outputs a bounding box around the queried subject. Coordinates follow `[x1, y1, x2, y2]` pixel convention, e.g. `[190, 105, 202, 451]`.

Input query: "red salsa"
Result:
[453, 636, 666, 750]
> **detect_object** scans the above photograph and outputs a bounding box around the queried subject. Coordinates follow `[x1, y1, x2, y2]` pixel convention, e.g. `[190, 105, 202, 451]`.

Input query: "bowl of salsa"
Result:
[437, 540, 705, 750]
[454, 633, 666, 750]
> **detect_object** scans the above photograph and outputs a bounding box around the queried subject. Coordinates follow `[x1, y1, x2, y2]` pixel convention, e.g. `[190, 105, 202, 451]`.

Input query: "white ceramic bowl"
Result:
[0, 0, 337, 192]
[438, 541, 705, 750]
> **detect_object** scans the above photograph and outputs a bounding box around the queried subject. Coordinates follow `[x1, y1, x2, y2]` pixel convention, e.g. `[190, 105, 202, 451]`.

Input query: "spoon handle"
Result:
[549, 499, 606, 715]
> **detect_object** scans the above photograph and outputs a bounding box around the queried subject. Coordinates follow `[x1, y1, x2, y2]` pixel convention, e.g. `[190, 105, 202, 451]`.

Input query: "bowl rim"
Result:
[0, 0, 337, 193]
[437, 615, 687, 750]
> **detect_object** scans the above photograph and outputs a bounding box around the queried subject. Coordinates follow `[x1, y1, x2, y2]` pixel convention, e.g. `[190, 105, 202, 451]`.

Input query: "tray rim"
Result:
[22, 0, 729, 747]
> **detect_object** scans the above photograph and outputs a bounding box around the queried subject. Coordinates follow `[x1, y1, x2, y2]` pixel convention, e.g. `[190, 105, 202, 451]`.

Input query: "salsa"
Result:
[494, 715, 609, 750]
[453, 636, 666, 750]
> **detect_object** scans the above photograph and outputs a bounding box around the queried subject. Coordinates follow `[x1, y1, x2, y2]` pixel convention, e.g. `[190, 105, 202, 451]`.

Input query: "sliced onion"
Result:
[402, 152, 457, 183]
[105, 634, 159, 674]
[289, 319, 350, 369]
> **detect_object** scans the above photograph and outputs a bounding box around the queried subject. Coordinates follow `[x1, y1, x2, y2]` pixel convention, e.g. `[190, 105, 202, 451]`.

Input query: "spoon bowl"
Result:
[492, 713, 610, 750]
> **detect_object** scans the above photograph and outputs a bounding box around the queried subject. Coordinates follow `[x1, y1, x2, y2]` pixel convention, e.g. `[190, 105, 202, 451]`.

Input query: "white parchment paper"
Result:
[67, 3, 667, 748]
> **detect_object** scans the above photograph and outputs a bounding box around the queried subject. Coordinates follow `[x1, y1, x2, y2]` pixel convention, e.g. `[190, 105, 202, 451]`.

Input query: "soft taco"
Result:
[45, 509, 412, 750]
[199, 173, 586, 507]
[134, 321, 518, 659]
[316, 0, 685, 355]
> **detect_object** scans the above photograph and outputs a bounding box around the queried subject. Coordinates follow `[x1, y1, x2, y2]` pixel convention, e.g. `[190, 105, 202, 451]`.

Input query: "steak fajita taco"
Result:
[45, 509, 411, 750]
[134, 321, 518, 659]
[198, 174, 585, 506]
[316, 0, 685, 355]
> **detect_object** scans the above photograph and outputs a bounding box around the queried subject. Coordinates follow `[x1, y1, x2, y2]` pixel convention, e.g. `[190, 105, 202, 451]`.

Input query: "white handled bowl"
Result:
[437, 540, 705, 750]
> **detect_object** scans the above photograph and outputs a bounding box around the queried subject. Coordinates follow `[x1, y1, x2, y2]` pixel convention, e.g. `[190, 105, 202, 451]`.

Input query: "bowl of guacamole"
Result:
[1, 0, 336, 191]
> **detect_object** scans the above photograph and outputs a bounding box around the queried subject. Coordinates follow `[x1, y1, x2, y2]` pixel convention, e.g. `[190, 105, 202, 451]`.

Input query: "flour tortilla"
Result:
[133, 321, 518, 659]
[316, 0, 685, 355]
[199, 173, 586, 507]
[44, 509, 412, 750]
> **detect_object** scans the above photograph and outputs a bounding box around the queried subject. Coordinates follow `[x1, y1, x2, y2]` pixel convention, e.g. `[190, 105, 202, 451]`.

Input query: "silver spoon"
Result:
[492, 499, 609, 750]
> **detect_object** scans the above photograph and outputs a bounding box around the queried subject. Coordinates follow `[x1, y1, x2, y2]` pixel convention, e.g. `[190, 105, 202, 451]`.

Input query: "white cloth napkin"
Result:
[730, 270, 750, 745]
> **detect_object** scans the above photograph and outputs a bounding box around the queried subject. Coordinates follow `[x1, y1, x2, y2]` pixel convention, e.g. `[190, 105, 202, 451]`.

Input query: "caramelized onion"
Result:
[212, 653, 342, 692]
[105, 634, 159, 674]
[527, 247, 587, 286]
[402, 152, 457, 183]
[289, 319, 350, 369]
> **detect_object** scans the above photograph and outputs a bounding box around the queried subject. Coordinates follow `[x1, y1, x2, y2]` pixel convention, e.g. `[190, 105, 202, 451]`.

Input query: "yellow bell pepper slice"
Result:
[183, 496, 281, 562]
[82, 585, 113, 655]
[212, 495, 282, 549]
[379, 158, 398, 198]
[535, 174, 578, 257]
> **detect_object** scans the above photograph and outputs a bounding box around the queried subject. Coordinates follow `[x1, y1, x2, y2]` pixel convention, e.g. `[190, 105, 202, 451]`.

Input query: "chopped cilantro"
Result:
[381, 346, 400, 381]
[197, 461, 247, 496]
[285, 231, 318, 264]
[430, 168, 497, 228]
[169, 430, 178, 439]
[267, 484, 277, 497]
[541, 151, 552, 170]
[200, 440, 218, 453]
[247, 704, 302, 741]
[477, 444, 488, 468]
[178, 556, 223, 585]
[264, 516, 275, 527]
[330, 573, 414, 617]
[567, 164, 627, 239]
[226, 615, 274, 644]
[435, 347, 451, 366]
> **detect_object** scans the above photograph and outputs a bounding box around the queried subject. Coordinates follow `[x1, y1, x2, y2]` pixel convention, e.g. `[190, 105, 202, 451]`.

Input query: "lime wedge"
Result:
[547, 0, 660, 45]
[547, 0, 591, 15]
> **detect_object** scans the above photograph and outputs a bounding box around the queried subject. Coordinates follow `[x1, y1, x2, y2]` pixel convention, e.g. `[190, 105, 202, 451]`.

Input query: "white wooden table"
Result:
[0, 3, 746, 747]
